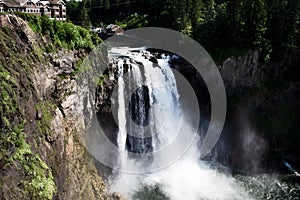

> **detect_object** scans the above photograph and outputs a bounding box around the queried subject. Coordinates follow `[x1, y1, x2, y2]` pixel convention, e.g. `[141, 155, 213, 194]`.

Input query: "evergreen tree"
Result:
[65, 0, 299, 62]
[78, 0, 91, 28]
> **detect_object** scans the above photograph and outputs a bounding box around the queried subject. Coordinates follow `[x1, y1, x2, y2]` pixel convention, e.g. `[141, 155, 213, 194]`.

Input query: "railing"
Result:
[49, 17, 66, 21]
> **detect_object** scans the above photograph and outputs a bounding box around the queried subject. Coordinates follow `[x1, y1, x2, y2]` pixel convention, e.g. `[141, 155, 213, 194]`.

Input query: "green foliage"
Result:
[0, 65, 18, 119]
[66, 0, 299, 63]
[16, 13, 101, 51]
[265, 0, 300, 61]
[35, 101, 57, 137]
[0, 70, 17, 163]
[66, 0, 80, 21]
[0, 62, 56, 199]
[210, 47, 248, 64]
[95, 74, 108, 87]
[194, 1, 229, 50]
[6, 126, 57, 200]
[132, 184, 170, 200]
[67, 0, 91, 27]
[115, 13, 148, 29]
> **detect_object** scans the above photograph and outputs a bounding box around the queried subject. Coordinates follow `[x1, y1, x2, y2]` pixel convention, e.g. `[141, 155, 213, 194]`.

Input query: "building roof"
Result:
[48, 0, 65, 5]
[2, 0, 22, 7]
[0, 0, 64, 7]
[38, 0, 50, 5]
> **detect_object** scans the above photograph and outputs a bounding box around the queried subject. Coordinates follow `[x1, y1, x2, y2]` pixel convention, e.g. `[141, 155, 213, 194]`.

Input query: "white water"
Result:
[117, 59, 126, 152]
[109, 48, 251, 200]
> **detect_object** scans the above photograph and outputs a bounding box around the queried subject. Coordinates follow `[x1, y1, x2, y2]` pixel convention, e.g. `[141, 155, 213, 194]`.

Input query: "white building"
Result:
[0, 0, 66, 21]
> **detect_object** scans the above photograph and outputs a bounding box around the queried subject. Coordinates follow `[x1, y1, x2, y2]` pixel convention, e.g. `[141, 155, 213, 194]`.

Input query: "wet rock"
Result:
[112, 192, 126, 200]
[36, 109, 43, 120]
[149, 56, 158, 63]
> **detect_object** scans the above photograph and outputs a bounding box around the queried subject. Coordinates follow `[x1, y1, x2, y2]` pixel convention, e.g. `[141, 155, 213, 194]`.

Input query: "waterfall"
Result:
[109, 48, 251, 200]
[117, 59, 126, 152]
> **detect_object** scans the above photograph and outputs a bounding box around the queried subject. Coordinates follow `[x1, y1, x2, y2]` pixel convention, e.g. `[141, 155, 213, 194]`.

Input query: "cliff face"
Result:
[95, 47, 299, 174]
[216, 49, 300, 173]
[0, 14, 113, 200]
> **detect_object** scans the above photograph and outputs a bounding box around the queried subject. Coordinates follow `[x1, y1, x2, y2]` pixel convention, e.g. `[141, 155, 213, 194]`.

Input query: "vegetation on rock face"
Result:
[0, 60, 56, 199]
[16, 13, 102, 51]
[0, 17, 57, 197]
[95, 74, 108, 87]
[6, 126, 56, 200]
[132, 184, 170, 200]
[1, 14, 112, 199]
[35, 101, 57, 141]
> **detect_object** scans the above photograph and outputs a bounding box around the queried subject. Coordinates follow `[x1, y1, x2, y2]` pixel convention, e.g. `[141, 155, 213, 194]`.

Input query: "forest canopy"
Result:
[66, 0, 300, 63]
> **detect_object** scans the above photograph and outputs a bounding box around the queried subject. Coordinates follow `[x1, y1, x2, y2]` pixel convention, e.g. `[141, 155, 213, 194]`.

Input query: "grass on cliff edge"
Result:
[15, 12, 102, 51]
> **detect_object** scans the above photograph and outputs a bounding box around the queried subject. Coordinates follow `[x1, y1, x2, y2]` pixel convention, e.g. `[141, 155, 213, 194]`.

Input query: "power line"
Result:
[94, 0, 140, 9]
[68, 0, 141, 10]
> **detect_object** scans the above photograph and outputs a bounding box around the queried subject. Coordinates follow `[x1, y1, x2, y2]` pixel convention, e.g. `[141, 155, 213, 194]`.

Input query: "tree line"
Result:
[66, 0, 300, 63]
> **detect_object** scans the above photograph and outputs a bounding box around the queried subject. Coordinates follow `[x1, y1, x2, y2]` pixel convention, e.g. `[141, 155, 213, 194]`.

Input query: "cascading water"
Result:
[109, 48, 255, 200]
[117, 59, 126, 152]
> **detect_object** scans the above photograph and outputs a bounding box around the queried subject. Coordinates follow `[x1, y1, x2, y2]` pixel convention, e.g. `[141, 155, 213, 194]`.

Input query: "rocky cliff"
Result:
[0, 14, 115, 200]
[216, 49, 300, 173]
[0, 13, 299, 200]
[95, 47, 300, 174]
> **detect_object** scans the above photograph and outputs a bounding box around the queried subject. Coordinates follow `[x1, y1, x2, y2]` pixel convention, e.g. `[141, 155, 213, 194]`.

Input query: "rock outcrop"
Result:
[0, 14, 115, 200]
[219, 49, 261, 90]
[214, 49, 300, 174]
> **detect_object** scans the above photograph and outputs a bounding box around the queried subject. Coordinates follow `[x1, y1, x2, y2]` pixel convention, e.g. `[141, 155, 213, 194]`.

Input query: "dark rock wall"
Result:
[215, 49, 300, 174]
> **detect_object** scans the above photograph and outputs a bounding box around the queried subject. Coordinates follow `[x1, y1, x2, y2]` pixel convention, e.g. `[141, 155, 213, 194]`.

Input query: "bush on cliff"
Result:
[16, 13, 101, 51]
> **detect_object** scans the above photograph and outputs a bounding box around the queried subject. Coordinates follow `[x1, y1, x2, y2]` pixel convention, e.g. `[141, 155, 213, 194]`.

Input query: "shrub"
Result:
[16, 13, 102, 51]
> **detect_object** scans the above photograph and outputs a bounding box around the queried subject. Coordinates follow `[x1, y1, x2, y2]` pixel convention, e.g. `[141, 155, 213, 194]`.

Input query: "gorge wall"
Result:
[0, 14, 117, 200]
[96, 47, 300, 174]
[217, 49, 299, 173]
[0, 13, 299, 200]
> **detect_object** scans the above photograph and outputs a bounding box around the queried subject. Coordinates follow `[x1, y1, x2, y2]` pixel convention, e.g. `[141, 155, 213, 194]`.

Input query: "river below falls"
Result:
[130, 173, 300, 200]
[110, 153, 300, 200]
